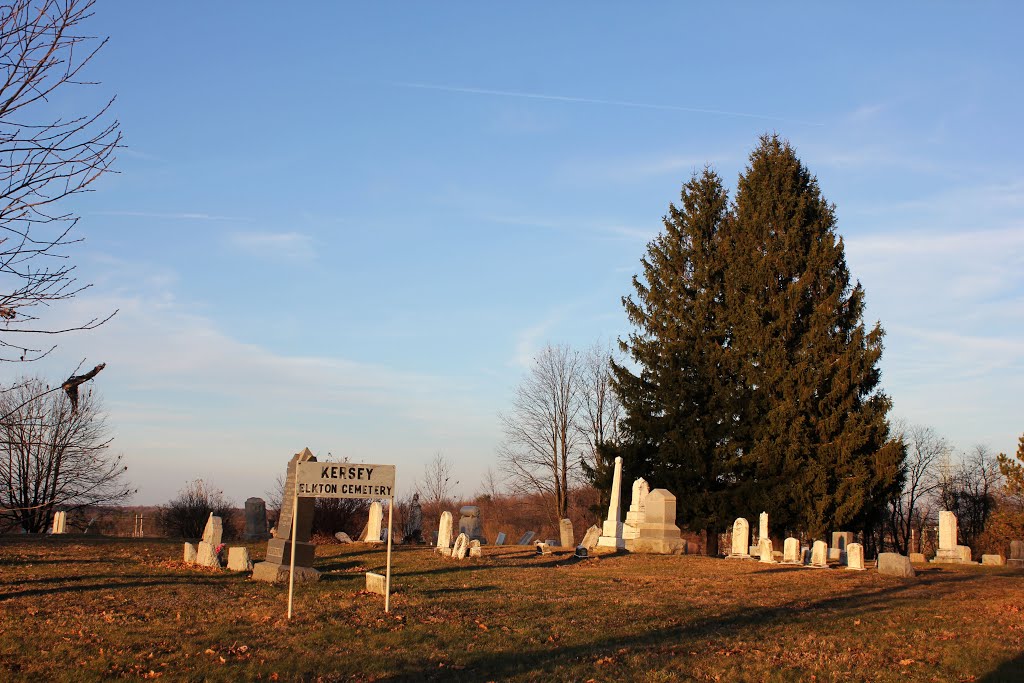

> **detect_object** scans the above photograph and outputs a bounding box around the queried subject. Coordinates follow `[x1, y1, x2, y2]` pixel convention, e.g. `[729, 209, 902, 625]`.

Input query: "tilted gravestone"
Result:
[494, 532, 506, 546]
[452, 533, 469, 560]
[580, 524, 601, 551]
[195, 513, 224, 568]
[252, 448, 320, 583]
[244, 497, 269, 541]
[516, 531, 536, 546]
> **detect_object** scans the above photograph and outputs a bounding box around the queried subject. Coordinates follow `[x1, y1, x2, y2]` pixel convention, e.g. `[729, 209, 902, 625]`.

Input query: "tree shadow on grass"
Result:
[0, 557, 112, 567]
[371, 571, 989, 681]
[0, 576, 232, 602]
[421, 585, 499, 597]
[979, 652, 1024, 682]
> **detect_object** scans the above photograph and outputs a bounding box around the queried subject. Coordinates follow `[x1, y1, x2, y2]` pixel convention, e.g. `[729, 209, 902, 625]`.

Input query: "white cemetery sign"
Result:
[291, 461, 397, 617]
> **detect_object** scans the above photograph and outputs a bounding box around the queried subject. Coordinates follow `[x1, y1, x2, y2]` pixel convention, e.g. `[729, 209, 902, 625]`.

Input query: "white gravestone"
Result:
[435, 511, 453, 556]
[810, 540, 829, 568]
[365, 501, 383, 544]
[623, 478, 649, 541]
[469, 539, 482, 558]
[227, 547, 253, 572]
[196, 542, 220, 568]
[629, 488, 682, 554]
[846, 543, 865, 570]
[559, 519, 574, 548]
[202, 513, 223, 547]
[183, 542, 197, 564]
[597, 456, 626, 549]
[52, 511, 67, 534]
[759, 512, 768, 543]
[759, 538, 775, 563]
[452, 533, 469, 560]
[365, 572, 386, 596]
[729, 518, 750, 558]
[933, 510, 972, 563]
[981, 554, 1004, 566]
[783, 537, 800, 564]
[580, 524, 601, 550]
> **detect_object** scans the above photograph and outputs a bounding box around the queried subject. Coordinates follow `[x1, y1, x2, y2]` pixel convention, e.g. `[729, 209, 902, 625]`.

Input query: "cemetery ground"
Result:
[0, 538, 1022, 682]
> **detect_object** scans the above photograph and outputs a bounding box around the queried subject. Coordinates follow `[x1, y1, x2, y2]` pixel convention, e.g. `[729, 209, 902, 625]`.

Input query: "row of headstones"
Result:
[182, 513, 253, 572]
[727, 515, 866, 569]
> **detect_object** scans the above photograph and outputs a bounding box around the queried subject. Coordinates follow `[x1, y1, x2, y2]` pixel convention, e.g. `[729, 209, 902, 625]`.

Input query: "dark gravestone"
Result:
[252, 448, 320, 583]
[244, 497, 269, 540]
[1009, 540, 1024, 568]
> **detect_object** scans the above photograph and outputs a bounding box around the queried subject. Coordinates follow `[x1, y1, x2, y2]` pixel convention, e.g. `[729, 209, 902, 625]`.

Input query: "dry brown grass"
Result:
[0, 537, 1022, 681]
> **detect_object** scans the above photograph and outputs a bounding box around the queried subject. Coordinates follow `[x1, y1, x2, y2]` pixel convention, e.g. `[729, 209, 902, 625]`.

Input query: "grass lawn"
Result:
[0, 537, 1022, 682]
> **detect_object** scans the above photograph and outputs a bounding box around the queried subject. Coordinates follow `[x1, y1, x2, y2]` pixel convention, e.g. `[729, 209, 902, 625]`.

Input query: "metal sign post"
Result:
[287, 461, 397, 619]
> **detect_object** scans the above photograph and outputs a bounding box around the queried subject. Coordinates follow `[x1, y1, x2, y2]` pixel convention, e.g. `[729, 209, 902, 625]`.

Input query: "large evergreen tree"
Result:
[609, 135, 903, 547]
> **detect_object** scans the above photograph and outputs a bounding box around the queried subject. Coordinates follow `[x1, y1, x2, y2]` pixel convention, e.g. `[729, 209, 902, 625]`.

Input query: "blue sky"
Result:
[24, 4, 1024, 504]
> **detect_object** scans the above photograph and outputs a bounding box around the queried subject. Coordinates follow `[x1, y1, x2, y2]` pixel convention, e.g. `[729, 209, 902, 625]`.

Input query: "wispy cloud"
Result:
[94, 210, 249, 222]
[226, 231, 316, 261]
[392, 81, 825, 127]
[554, 152, 719, 185]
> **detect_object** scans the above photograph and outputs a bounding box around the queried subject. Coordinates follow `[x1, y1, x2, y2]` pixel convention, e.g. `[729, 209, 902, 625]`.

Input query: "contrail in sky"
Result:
[392, 81, 825, 127]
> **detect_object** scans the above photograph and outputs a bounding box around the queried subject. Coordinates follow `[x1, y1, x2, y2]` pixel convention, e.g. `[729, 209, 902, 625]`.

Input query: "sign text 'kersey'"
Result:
[295, 462, 395, 499]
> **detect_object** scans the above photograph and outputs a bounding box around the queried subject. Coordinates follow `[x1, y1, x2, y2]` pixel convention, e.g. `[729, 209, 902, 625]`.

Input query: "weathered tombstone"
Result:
[981, 554, 1005, 566]
[364, 501, 383, 544]
[536, 542, 552, 555]
[831, 531, 853, 552]
[469, 539, 482, 558]
[758, 512, 769, 544]
[559, 518, 574, 548]
[581, 524, 601, 551]
[597, 456, 625, 549]
[452, 533, 469, 560]
[623, 477, 649, 541]
[810, 540, 828, 568]
[183, 542, 197, 564]
[436, 511, 453, 556]
[728, 518, 751, 558]
[244, 497, 269, 540]
[517, 531, 536, 546]
[1009, 540, 1024, 568]
[574, 546, 588, 558]
[495, 532, 507, 546]
[459, 506, 486, 543]
[878, 552, 915, 578]
[196, 541, 219, 568]
[783, 537, 800, 564]
[759, 539, 775, 563]
[958, 545, 973, 563]
[365, 571, 386, 596]
[252, 448, 320, 583]
[334, 532, 353, 544]
[629, 489, 682, 554]
[202, 513, 223, 547]
[406, 493, 423, 543]
[909, 552, 926, 563]
[52, 511, 67, 534]
[227, 547, 253, 572]
[846, 543, 865, 570]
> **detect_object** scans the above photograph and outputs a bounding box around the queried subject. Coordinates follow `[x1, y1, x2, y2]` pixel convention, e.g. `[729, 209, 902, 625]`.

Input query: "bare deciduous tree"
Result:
[579, 340, 622, 470]
[419, 451, 455, 507]
[0, 376, 131, 532]
[938, 444, 1002, 551]
[499, 344, 583, 523]
[886, 422, 947, 554]
[0, 0, 120, 363]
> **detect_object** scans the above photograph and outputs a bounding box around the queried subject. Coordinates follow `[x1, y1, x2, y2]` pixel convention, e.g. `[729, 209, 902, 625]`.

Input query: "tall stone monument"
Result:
[628, 488, 682, 554]
[758, 512, 768, 543]
[244, 497, 269, 541]
[253, 448, 320, 583]
[597, 456, 625, 549]
[622, 478, 649, 541]
[728, 518, 750, 558]
[933, 510, 972, 563]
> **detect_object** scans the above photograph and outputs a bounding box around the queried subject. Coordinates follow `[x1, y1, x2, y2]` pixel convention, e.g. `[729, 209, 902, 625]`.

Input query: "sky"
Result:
[14, 3, 1024, 505]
